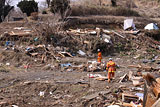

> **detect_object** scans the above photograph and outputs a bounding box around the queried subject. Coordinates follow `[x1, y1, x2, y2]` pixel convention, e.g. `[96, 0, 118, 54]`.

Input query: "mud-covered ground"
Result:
[0, 50, 148, 107]
[0, 14, 160, 106]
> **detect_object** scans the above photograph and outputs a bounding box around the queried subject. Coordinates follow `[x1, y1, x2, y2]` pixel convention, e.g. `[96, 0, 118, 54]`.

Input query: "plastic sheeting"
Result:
[124, 19, 136, 30]
[77, 50, 86, 56]
[144, 23, 159, 30]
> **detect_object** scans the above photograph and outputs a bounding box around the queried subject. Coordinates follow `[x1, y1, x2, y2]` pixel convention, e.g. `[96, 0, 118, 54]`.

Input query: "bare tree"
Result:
[32, 13, 64, 44]
[5, 0, 12, 5]
[46, 0, 51, 8]
[99, 0, 102, 6]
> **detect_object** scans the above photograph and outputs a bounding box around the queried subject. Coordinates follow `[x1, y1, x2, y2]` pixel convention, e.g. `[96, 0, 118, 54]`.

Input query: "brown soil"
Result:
[0, 14, 160, 107]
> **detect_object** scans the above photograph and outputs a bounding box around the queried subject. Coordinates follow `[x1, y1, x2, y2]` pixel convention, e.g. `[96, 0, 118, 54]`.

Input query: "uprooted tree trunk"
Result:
[0, 0, 14, 22]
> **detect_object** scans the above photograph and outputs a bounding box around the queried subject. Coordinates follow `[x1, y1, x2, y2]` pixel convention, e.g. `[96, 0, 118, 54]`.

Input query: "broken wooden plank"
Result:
[84, 41, 90, 44]
[60, 52, 73, 57]
[128, 65, 154, 71]
[144, 73, 160, 99]
[112, 31, 125, 38]
[30, 53, 39, 56]
[145, 93, 157, 107]
[143, 74, 158, 107]
[58, 52, 65, 58]
[132, 76, 144, 86]
[66, 52, 73, 57]
[9, 32, 32, 37]
[36, 45, 45, 48]
[128, 65, 141, 68]
[156, 78, 160, 84]
[119, 73, 129, 83]
[129, 71, 133, 80]
[131, 87, 143, 91]
[0, 101, 7, 106]
[55, 81, 88, 84]
[152, 98, 160, 107]
[116, 102, 142, 107]
[123, 30, 140, 35]
[134, 82, 144, 87]
[122, 93, 139, 102]
[152, 86, 160, 99]
[95, 77, 108, 81]
[128, 65, 152, 69]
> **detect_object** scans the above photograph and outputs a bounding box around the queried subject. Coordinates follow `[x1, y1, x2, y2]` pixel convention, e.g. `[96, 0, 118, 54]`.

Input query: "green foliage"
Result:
[17, 0, 38, 16]
[50, 0, 70, 19]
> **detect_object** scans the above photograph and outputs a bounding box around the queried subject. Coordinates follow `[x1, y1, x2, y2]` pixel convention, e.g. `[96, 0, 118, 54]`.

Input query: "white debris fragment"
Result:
[39, 91, 45, 97]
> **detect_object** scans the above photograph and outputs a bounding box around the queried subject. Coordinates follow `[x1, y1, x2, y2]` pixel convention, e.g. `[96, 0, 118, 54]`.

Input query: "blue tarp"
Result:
[61, 63, 72, 67]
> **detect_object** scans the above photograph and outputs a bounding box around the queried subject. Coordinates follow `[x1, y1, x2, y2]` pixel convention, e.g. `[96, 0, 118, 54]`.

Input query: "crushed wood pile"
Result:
[80, 68, 160, 107]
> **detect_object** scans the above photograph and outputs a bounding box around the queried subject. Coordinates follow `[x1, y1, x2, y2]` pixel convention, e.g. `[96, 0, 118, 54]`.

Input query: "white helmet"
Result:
[109, 58, 112, 61]
[97, 49, 100, 52]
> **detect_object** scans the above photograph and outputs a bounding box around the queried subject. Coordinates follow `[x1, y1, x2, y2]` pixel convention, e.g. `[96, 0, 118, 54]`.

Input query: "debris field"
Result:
[0, 16, 160, 107]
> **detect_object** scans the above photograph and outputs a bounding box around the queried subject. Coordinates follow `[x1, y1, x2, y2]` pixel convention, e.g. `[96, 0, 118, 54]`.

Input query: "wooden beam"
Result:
[122, 93, 139, 102]
[152, 98, 160, 107]
[145, 93, 157, 107]
[116, 102, 142, 107]
[152, 87, 160, 99]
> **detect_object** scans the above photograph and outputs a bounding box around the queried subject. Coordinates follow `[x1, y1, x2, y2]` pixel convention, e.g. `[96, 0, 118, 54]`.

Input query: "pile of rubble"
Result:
[0, 18, 160, 106]
[80, 68, 160, 107]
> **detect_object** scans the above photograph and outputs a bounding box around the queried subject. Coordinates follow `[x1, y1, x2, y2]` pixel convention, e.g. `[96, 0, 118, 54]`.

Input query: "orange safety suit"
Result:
[106, 61, 116, 80]
[97, 52, 102, 62]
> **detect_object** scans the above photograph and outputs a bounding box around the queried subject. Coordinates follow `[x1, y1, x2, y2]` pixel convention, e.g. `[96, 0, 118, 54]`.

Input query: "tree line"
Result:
[0, 0, 117, 23]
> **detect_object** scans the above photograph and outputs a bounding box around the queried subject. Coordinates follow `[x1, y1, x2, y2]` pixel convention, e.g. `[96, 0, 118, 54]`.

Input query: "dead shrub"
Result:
[91, 38, 114, 55]
[31, 11, 74, 48]
[30, 12, 38, 20]
[71, 5, 140, 17]
[113, 7, 140, 16]
[33, 14, 64, 44]
[144, 30, 160, 41]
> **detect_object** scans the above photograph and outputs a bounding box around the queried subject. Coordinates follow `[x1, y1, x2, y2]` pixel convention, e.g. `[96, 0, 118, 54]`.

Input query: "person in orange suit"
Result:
[97, 49, 102, 63]
[106, 58, 116, 83]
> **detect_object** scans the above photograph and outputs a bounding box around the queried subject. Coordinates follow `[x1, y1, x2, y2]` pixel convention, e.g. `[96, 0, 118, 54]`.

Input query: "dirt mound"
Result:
[144, 30, 160, 41]
[0, 51, 32, 65]
[65, 16, 156, 29]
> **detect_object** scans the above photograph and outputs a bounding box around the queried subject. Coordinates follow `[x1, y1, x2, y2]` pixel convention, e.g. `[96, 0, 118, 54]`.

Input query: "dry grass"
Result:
[71, 5, 140, 17]
[70, 0, 160, 18]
